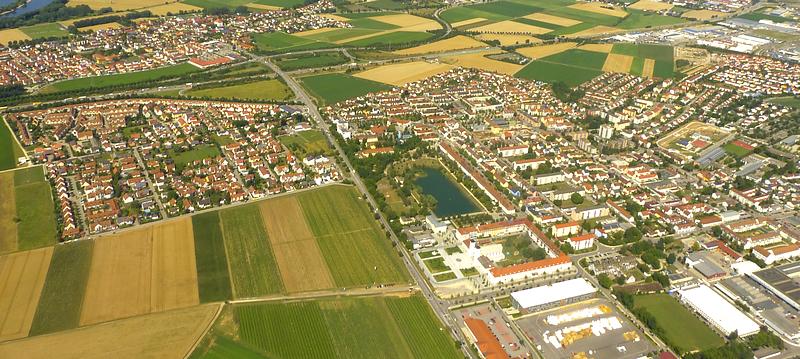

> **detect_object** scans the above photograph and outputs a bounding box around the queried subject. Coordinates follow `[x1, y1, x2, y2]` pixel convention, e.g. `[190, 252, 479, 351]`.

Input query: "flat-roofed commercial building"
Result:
[511, 278, 596, 311]
[678, 285, 760, 337]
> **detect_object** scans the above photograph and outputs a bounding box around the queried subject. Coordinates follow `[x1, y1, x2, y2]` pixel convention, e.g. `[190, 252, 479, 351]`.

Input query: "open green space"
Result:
[14, 167, 57, 250]
[0, 117, 24, 171]
[303, 28, 381, 43]
[617, 10, 685, 29]
[252, 32, 335, 53]
[297, 185, 409, 287]
[184, 79, 293, 102]
[767, 96, 800, 108]
[191, 335, 265, 359]
[738, 11, 793, 23]
[220, 204, 285, 298]
[723, 142, 753, 159]
[183, 0, 303, 9]
[301, 73, 392, 105]
[515, 60, 602, 86]
[345, 31, 434, 47]
[192, 211, 233, 303]
[633, 293, 724, 353]
[20, 23, 69, 39]
[279, 130, 332, 156]
[29, 240, 94, 336]
[274, 52, 350, 71]
[254, 0, 306, 7]
[423, 257, 450, 273]
[541, 49, 609, 70]
[348, 17, 401, 30]
[234, 294, 460, 359]
[170, 144, 221, 169]
[434, 272, 457, 281]
[42, 63, 199, 93]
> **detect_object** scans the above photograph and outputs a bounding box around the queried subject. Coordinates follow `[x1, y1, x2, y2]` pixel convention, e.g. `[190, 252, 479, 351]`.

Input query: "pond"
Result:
[2, 0, 55, 18]
[414, 167, 480, 218]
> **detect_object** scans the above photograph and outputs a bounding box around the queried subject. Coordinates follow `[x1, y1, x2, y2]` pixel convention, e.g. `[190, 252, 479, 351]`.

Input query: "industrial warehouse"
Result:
[678, 285, 761, 337]
[511, 278, 596, 312]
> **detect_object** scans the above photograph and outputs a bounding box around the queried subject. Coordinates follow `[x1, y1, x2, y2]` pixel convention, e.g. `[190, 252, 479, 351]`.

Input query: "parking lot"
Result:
[515, 298, 655, 359]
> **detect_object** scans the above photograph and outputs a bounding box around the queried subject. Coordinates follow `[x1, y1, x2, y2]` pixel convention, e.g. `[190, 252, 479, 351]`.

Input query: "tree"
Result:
[624, 227, 642, 243]
[667, 253, 677, 264]
[570, 193, 584, 205]
[597, 273, 613, 289]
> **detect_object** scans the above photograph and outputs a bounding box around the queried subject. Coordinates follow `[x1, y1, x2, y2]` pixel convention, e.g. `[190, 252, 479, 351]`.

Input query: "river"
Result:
[1, 0, 55, 18]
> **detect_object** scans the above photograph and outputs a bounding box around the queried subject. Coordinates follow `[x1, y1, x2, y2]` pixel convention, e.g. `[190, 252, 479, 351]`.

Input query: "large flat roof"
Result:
[679, 285, 760, 336]
[511, 278, 595, 309]
[751, 266, 800, 304]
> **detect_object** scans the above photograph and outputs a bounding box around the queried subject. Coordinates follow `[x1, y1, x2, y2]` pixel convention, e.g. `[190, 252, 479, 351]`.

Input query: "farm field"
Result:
[0, 28, 30, 45]
[515, 58, 602, 86]
[0, 117, 24, 171]
[394, 35, 486, 55]
[79, 218, 200, 325]
[274, 52, 350, 71]
[29, 240, 94, 336]
[628, 0, 673, 12]
[279, 129, 332, 156]
[252, 32, 335, 53]
[68, 0, 179, 10]
[354, 61, 454, 86]
[12, 167, 58, 251]
[683, 9, 727, 20]
[475, 33, 541, 46]
[292, 12, 440, 47]
[183, 0, 303, 9]
[633, 293, 723, 353]
[20, 23, 69, 39]
[78, 23, 123, 32]
[0, 247, 53, 342]
[227, 294, 460, 359]
[0, 303, 220, 359]
[146, 2, 203, 15]
[41, 63, 199, 93]
[183, 79, 293, 102]
[301, 73, 392, 105]
[192, 212, 233, 303]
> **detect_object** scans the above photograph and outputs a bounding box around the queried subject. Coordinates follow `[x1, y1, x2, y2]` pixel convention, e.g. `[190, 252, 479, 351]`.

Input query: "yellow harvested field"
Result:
[523, 13, 581, 26]
[394, 35, 486, 55]
[566, 25, 620, 37]
[0, 29, 30, 45]
[471, 20, 551, 34]
[60, 12, 129, 26]
[371, 14, 441, 31]
[682, 9, 726, 20]
[442, 50, 523, 76]
[643, 58, 656, 78]
[578, 43, 613, 53]
[259, 196, 314, 245]
[79, 22, 122, 32]
[602, 53, 634, 73]
[0, 304, 220, 359]
[320, 13, 350, 22]
[67, 0, 175, 11]
[146, 3, 202, 15]
[0, 173, 17, 253]
[0, 247, 53, 342]
[515, 42, 577, 59]
[568, 2, 628, 17]
[452, 17, 487, 28]
[356, 61, 454, 86]
[629, 0, 673, 11]
[246, 3, 281, 10]
[295, 27, 338, 37]
[476, 33, 541, 46]
[80, 219, 199, 325]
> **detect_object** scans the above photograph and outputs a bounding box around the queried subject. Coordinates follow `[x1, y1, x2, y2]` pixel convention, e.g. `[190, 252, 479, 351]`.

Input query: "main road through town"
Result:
[257, 54, 476, 359]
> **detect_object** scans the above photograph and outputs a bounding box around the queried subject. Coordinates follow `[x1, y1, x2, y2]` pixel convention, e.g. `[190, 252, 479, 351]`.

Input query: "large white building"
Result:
[678, 285, 760, 337]
[511, 278, 596, 311]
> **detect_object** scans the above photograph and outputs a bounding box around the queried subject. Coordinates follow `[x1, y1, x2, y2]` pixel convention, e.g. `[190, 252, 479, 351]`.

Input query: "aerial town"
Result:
[0, 0, 799, 358]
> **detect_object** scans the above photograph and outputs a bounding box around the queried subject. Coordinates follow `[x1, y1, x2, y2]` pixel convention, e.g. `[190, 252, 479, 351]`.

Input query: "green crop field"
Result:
[182, 0, 252, 8]
[254, 0, 306, 7]
[13, 167, 57, 250]
[279, 130, 332, 156]
[29, 240, 94, 335]
[233, 294, 460, 359]
[347, 17, 401, 30]
[42, 63, 199, 93]
[192, 212, 233, 303]
[274, 52, 350, 71]
[345, 31, 434, 47]
[0, 117, 24, 171]
[515, 60, 602, 86]
[633, 293, 723, 353]
[611, 43, 674, 62]
[20, 23, 68, 39]
[170, 144, 221, 169]
[297, 185, 409, 287]
[301, 73, 392, 105]
[220, 204, 284, 298]
[542, 49, 609, 70]
[190, 335, 265, 359]
[303, 28, 381, 43]
[617, 10, 685, 29]
[184, 79, 293, 102]
[252, 32, 334, 53]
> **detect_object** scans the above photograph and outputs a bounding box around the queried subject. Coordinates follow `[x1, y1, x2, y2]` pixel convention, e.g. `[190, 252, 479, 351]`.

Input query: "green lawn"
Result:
[20, 23, 69, 39]
[220, 204, 285, 298]
[461, 267, 479, 276]
[434, 272, 457, 281]
[723, 142, 753, 159]
[767, 96, 800, 108]
[301, 73, 392, 105]
[184, 79, 293, 102]
[170, 144, 221, 169]
[423, 257, 450, 274]
[14, 167, 57, 250]
[515, 60, 602, 86]
[29, 240, 94, 336]
[279, 130, 332, 156]
[42, 63, 199, 93]
[0, 117, 24, 171]
[297, 185, 410, 287]
[633, 293, 724, 353]
[192, 212, 233, 303]
[275, 53, 350, 71]
[234, 294, 460, 359]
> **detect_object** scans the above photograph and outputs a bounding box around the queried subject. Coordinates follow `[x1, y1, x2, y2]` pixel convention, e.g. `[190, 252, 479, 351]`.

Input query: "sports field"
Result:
[0, 303, 220, 359]
[20, 23, 69, 39]
[230, 294, 461, 358]
[633, 293, 723, 353]
[41, 63, 199, 93]
[0, 247, 53, 341]
[185, 79, 294, 102]
[354, 61, 454, 86]
[301, 73, 392, 105]
[656, 121, 730, 157]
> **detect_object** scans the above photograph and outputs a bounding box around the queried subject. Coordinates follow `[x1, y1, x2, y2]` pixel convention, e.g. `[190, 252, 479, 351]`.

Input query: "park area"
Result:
[301, 73, 392, 105]
[632, 293, 724, 353]
[190, 294, 461, 359]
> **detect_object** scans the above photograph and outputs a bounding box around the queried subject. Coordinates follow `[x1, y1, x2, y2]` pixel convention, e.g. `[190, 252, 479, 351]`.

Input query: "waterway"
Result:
[1, 0, 55, 18]
[414, 167, 480, 218]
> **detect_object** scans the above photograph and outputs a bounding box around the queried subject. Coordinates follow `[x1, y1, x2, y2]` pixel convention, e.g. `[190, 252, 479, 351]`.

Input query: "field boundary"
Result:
[181, 302, 224, 359]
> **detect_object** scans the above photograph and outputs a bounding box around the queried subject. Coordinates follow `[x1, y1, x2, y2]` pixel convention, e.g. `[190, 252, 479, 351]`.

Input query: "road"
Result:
[257, 54, 476, 358]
